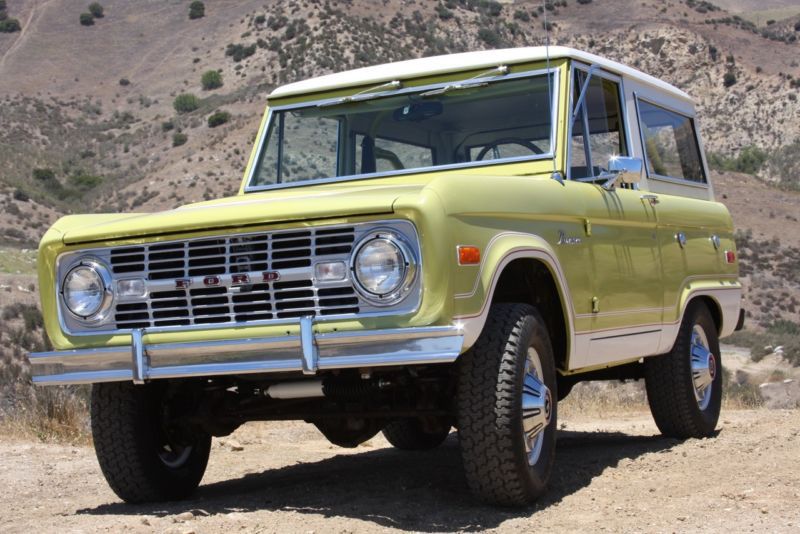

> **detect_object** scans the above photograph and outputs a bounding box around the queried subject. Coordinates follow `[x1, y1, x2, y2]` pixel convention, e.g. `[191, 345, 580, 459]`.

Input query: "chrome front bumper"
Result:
[29, 320, 464, 386]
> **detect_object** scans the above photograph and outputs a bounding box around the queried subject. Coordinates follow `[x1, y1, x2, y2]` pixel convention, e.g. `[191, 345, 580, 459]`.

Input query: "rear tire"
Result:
[645, 301, 722, 438]
[457, 303, 557, 506]
[91, 382, 211, 503]
[382, 418, 450, 450]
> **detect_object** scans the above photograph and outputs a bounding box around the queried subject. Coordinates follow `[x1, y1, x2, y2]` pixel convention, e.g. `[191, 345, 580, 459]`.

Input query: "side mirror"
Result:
[602, 156, 643, 190]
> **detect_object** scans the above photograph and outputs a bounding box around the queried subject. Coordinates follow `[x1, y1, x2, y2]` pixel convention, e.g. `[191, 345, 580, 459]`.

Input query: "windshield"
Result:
[248, 70, 556, 190]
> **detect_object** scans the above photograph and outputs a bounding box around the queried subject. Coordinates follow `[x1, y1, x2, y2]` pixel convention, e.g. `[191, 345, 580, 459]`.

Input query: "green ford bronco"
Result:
[29, 47, 743, 506]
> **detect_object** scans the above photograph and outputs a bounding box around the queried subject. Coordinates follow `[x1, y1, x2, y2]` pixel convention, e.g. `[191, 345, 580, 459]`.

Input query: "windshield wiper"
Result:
[420, 65, 509, 98]
[318, 80, 403, 108]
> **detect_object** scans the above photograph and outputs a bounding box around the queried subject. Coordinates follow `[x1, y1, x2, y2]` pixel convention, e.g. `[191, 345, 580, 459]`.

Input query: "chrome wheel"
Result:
[158, 443, 193, 469]
[522, 347, 552, 466]
[690, 325, 716, 410]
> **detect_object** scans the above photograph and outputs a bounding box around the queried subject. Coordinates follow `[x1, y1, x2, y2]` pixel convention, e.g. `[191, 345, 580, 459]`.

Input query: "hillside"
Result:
[0, 0, 798, 327]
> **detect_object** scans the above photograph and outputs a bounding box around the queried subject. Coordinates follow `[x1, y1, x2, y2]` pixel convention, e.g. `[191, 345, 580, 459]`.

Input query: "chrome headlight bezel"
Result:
[61, 258, 114, 323]
[350, 230, 418, 307]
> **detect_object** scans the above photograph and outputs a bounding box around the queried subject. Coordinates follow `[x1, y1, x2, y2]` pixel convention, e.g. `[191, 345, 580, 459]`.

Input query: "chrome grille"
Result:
[107, 227, 359, 329]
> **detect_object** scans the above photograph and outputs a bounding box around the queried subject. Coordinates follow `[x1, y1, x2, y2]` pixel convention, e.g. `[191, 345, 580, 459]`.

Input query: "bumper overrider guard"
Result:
[29, 319, 465, 386]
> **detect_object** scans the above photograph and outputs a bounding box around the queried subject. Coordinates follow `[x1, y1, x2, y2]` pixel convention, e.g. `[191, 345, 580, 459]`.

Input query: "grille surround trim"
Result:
[56, 220, 421, 336]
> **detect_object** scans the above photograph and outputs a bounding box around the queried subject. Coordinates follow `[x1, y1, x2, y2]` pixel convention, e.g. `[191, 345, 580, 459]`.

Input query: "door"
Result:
[568, 66, 663, 368]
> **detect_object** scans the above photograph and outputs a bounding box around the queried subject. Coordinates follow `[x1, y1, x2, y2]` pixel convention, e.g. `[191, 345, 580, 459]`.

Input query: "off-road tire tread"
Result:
[644, 301, 721, 439]
[91, 382, 211, 503]
[382, 419, 450, 450]
[457, 303, 556, 506]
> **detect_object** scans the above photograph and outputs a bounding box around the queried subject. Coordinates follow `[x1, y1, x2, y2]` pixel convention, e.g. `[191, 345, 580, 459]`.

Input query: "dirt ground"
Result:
[0, 410, 797, 533]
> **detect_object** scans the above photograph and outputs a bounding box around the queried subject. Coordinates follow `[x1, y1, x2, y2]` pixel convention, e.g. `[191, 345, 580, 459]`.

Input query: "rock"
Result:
[140, 517, 151, 526]
[758, 379, 800, 409]
[228, 440, 244, 452]
[173, 511, 194, 522]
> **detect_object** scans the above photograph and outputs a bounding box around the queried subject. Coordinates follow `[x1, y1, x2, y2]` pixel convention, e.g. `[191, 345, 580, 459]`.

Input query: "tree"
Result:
[201, 70, 223, 90]
[173, 93, 199, 114]
[79, 12, 94, 26]
[88, 2, 104, 18]
[189, 1, 204, 20]
[207, 111, 231, 128]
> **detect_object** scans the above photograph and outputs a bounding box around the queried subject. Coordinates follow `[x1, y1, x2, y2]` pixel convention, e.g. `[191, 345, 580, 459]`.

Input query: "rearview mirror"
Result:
[393, 101, 443, 122]
[603, 156, 643, 190]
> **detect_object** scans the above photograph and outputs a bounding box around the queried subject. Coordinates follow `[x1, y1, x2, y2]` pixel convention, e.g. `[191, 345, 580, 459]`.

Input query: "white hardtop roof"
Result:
[269, 46, 691, 101]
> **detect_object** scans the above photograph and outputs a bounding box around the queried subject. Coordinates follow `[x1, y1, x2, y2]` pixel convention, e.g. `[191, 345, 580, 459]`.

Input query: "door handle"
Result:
[640, 194, 659, 206]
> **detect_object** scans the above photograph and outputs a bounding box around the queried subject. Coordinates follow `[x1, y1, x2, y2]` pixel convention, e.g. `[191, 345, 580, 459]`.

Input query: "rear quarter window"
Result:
[637, 99, 706, 184]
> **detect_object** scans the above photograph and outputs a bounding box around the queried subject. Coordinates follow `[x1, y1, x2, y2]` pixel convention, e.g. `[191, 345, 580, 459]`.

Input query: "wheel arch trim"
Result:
[453, 233, 576, 366]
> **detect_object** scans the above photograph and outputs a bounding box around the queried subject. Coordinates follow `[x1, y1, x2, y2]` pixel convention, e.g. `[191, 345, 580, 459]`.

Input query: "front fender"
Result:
[452, 232, 575, 358]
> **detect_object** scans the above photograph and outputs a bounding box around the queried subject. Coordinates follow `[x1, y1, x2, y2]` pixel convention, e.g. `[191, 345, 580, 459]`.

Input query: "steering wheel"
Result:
[475, 137, 544, 161]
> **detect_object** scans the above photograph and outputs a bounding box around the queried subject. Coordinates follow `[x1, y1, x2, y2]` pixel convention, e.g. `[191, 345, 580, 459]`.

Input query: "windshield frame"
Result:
[244, 66, 561, 193]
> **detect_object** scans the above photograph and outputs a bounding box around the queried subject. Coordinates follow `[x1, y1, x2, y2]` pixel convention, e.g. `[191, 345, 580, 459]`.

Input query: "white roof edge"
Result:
[269, 46, 691, 102]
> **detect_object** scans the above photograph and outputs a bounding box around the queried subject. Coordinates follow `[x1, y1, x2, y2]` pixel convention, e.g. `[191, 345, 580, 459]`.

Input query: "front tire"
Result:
[91, 382, 212, 503]
[645, 301, 722, 438]
[457, 303, 557, 506]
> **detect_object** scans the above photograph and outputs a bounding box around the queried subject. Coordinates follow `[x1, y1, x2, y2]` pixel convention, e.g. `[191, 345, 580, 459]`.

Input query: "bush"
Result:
[118, 78, 130, 86]
[201, 69, 223, 90]
[225, 43, 256, 62]
[12, 189, 29, 202]
[513, 9, 530, 21]
[161, 120, 174, 131]
[477, 28, 500, 46]
[0, 1, 6, 10]
[207, 110, 231, 128]
[708, 145, 768, 175]
[723, 70, 737, 87]
[173, 93, 199, 113]
[0, 17, 20, 32]
[79, 12, 94, 26]
[172, 132, 188, 147]
[577, 0, 593, 3]
[189, 1, 204, 20]
[32, 168, 55, 182]
[435, 4, 453, 20]
[88, 2, 104, 18]
[68, 174, 102, 191]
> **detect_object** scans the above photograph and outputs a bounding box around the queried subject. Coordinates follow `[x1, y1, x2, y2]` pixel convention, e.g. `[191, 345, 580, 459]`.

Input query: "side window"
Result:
[570, 70, 628, 180]
[638, 100, 706, 183]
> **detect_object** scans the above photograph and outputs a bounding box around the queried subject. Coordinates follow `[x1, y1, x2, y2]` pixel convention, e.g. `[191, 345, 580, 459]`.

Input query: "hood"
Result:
[59, 181, 426, 245]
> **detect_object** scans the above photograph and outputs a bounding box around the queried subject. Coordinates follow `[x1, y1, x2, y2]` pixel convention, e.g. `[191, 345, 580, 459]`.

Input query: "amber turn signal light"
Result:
[458, 246, 481, 265]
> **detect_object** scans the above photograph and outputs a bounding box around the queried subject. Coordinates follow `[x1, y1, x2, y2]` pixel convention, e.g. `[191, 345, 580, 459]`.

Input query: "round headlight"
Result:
[63, 261, 113, 321]
[352, 232, 417, 305]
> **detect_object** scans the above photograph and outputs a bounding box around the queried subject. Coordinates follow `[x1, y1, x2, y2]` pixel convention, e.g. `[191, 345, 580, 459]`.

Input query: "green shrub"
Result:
[207, 110, 231, 128]
[173, 93, 199, 113]
[79, 12, 94, 26]
[161, 120, 174, 132]
[0, 17, 20, 32]
[708, 145, 768, 175]
[68, 174, 102, 191]
[88, 2, 104, 18]
[172, 132, 188, 147]
[723, 70, 737, 87]
[225, 43, 256, 62]
[435, 4, 453, 20]
[13, 189, 29, 202]
[189, 1, 204, 20]
[0, 1, 6, 11]
[118, 78, 130, 86]
[477, 28, 500, 46]
[513, 9, 530, 21]
[32, 168, 56, 182]
[201, 69, 223, 90]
